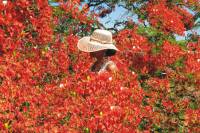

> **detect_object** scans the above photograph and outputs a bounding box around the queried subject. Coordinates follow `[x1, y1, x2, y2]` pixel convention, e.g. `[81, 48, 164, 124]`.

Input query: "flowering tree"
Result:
[0, 0, 199, 132]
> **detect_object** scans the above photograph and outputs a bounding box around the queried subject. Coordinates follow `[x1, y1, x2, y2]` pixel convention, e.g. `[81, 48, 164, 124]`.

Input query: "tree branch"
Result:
[87, 0, 105, 8]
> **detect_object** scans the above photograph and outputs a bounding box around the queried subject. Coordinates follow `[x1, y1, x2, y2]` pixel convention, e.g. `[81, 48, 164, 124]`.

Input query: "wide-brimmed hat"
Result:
[77, 29, 119, 52]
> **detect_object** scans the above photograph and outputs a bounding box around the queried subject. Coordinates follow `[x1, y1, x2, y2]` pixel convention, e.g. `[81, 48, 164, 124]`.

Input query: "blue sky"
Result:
[98, 5, 138, 29]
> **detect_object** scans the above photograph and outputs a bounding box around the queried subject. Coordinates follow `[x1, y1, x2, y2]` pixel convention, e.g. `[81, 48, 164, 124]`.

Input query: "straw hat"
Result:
[77, 29, 119, 52]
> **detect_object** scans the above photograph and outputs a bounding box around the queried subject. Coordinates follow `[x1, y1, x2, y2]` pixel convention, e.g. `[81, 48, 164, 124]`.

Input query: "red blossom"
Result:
[0, 0, 199, 132]
[146, 2, 186, 35]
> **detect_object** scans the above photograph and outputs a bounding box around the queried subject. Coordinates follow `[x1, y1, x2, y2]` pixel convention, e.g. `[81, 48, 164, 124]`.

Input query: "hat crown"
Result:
[90, 29, 112, 44]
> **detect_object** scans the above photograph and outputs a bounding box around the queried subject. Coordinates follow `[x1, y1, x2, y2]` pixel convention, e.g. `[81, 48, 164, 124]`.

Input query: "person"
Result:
[77, 29, 119, 74]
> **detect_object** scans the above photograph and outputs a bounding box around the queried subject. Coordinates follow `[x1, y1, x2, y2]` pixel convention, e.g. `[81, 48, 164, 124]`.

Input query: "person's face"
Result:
[90, 50, 105, 59]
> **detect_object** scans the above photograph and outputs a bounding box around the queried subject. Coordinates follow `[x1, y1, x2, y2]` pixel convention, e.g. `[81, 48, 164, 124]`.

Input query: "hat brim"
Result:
[77, 36, 119, 52]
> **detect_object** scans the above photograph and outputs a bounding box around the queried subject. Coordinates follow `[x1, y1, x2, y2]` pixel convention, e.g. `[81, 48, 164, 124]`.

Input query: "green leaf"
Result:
[60, 112, 72, 125]
[177, 40, 188, 49]
[24, 42, 33, 47]
[178, 111, 185, 120]
[167, 36, 177, 44]
[70, 91, 77, 97]
[138, 118, 149, 131]
[43, 73, 53, 83]
[186, 73, 194, 80]
[169, 91, 176, 101]
[154, 99, 164, 110]
[151, 47, 161, 55]
[152, 124, 162, 132]
[173, 57, 185, 68]
[178, 125, 185, 133]
[189, 101, 198, 110]
[169, 80, 175, 88]
[22, 102, 30, 107]
[137, 26, 159, 37]
[142, 96, 149, 106]
[83, 127, 90, 133]
[140, 82, 151, 91]
[154, 69, 166, 78]
[20, 101, 30, 112]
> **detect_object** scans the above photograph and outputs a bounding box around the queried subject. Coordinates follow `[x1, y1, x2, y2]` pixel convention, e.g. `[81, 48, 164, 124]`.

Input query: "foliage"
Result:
[0, 0, 199, 132]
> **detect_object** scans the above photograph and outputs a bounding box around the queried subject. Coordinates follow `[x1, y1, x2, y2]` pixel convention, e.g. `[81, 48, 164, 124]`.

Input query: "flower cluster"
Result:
[0, 0, 199, 132]
[146, 1, 194, 35]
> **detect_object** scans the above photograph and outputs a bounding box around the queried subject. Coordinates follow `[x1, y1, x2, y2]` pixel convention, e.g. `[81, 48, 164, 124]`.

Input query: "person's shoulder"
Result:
[107, 61, 118, 72]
